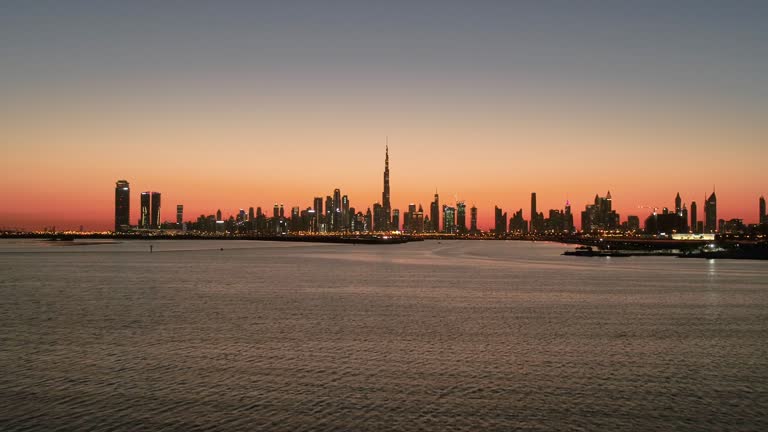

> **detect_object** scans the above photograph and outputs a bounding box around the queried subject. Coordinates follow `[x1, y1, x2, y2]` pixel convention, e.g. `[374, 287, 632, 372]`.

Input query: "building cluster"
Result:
[114, 149, 767, 237]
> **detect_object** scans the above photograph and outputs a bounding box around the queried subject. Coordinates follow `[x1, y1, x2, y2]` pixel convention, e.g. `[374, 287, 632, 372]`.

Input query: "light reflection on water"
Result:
[0, 239, 766, 431]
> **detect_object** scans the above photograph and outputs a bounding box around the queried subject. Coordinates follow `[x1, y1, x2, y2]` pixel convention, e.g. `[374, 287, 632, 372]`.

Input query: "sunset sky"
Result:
[1, 1, 767, 230]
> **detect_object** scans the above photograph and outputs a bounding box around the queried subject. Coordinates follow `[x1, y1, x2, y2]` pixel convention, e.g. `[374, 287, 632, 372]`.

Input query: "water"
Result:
[1, 239, 766, 431]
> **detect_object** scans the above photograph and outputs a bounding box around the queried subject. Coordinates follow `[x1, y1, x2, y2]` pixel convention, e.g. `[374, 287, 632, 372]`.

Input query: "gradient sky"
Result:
[1, 1, 767, 230]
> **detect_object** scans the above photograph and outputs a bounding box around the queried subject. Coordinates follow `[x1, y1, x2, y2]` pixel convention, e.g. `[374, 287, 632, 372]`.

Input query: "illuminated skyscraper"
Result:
[456, 201, 467, 233]
[114, 180, 130, 232]
[430, 191, 440, 232]
[443, 205, 456, 234]
[140, 192, 150, 228]
[150, 192, 161, 228]
[705, 190, 717, 233]
[392, 209, 400, 231]
[382, 145, 391, 230]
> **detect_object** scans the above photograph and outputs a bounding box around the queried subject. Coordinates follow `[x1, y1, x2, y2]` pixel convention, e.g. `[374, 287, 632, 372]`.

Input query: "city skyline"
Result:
[1, 2, 767, 230]
[99, 147, 760, 235]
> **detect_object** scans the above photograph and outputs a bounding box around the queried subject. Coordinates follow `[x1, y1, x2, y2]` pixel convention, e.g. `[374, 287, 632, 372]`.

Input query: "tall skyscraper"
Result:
[494, 206, 507, 235]
[150, 192, 161, 228]
[456, 201, 467, 233]
[443, 205, 456, 234]
[114, 180, 130, 232]
[705, 190, 717, 233]
[690, 201, 698, 233]
[760, 196, 766, 224]
[530, 192, 537, 232]
[382, 145, 391, 230]
[430, 191, 440, 233]
[217, 209, 222, 221]
[273, 204, 279, 219]
[342, 195, 350, 231]
[140, 192, 151, 228]
[333, 188, 341, 231]
[176, 205, 184, 225]
[675, 192, 682, 215]
[392, 209, 400, 231]
[470, 205, 478, 234]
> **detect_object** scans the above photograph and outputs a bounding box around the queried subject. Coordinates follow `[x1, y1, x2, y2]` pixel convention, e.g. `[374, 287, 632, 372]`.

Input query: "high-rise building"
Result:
[564, 200, 574, 232]
[470, 205, 478, 234]
[705, 190, 717, 233]
[216, 209, 222, 221]
[392, 209, 400, 231]
[279, 204, 285, 218]
[456, 201, 467, 233]
[760, 196, 766, 224]
[530, 192, 537, 232]
[443, 205, 456, 234]
[273, 204, 279, 219]
[150, 192, 161, 228]
[325, 195, 333, 229]
[333, 189, 341, 231]
[176, 205, 184, 225]
[494, 206, 507, 235]
[430, 191, 440, 232]
[690, 201, 698, 233]
[581, 191, 619, 232]
[140, 192, 151, 228]
[248, 207, 255, 222]
[342, 195, 350, 231]
[675, 192, 682, 215]
[114, 180, 130, 232]
[509, 209, 526, 233]
[382, 145, 391, 230]
[373, 203, 384, 231]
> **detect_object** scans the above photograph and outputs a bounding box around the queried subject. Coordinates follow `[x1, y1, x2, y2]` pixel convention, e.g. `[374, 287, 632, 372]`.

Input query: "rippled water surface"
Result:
[1, 239, 767, 431]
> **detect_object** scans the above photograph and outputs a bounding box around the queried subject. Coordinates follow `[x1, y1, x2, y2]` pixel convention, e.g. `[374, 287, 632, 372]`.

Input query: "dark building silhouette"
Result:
[456, 202, 467, 233]
[494, 206, 507, 235]
[114, 180, 130, 232]
[140, 192, 151, 228]
[470, 205, 478, 234]
[581, 191, 619, 232]
[333, 188, 341, 231]
[392, 209, 400, 231]
[705, 190, 717, 233]
[529, 192, 544, 232]
[443, 205, 456, 234]
[760, 196, 766, 224]
[645, 210, 686, 235]
[626, 215, 640, 232]
[690, 201, 698, 233]
[373, 203, 385, 231]
[430, 191, 440, 232]
[509, 208, 527, 233]
[382, 146, 391, 230]
[675, 192, 682, 215]
[176, 205, 184, 225]
[150, 192, 161, 228]
[342, 195, 350, 231]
